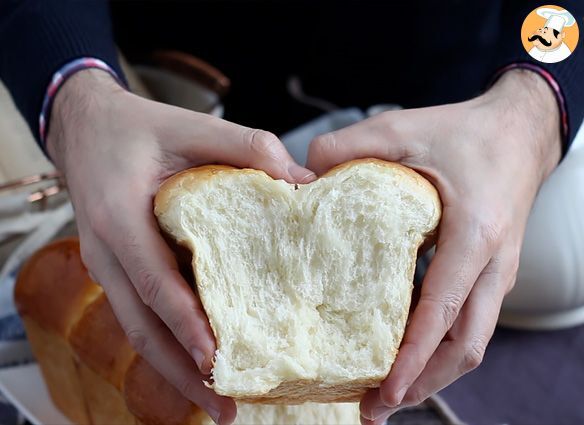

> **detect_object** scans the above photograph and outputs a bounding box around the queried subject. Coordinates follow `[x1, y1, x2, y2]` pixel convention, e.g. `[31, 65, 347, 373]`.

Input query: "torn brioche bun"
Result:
[154, 159, 441, 403]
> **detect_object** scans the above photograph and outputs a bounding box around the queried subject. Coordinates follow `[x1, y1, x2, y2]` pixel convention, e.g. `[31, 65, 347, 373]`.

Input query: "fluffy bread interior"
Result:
[155, 159, 441, 402]
[201, 402, 361, 425]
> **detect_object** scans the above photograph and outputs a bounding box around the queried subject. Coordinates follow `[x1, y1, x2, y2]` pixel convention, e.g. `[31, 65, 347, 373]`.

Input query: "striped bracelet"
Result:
[39, 57, 125, 148]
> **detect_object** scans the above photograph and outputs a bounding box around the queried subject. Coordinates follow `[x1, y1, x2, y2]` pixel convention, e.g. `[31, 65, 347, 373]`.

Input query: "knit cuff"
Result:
[489, 62, 569, 157]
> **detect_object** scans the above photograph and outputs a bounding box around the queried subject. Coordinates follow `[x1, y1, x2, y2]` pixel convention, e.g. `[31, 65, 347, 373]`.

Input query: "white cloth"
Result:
[528, 43, 572, 63]
[499, 123, 584, 329]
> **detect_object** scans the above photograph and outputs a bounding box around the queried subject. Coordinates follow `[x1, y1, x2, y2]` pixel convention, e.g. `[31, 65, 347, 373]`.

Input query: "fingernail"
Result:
[192, 348, 205, 372]
[395, 385, 408, 406]
[288, 163, 316, 183]
[207, 406, 221, 424]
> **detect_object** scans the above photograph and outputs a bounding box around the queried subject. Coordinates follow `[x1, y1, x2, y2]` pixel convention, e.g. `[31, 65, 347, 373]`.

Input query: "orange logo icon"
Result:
[521, 5, 579, 63]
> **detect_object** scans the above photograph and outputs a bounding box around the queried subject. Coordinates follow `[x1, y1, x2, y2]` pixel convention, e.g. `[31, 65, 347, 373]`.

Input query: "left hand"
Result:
[305, 70, 562, 424]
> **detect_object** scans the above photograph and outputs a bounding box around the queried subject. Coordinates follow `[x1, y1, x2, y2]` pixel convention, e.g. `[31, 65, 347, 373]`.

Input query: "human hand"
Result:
[305, 70, 562, 424]
[47, 69, 316, 425]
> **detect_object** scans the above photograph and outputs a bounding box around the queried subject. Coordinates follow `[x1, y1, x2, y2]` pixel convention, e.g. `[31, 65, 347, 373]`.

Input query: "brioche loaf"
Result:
[155, 159, 441, 403]
[15, 239, 206, 425]
[15, 239, 361, 424]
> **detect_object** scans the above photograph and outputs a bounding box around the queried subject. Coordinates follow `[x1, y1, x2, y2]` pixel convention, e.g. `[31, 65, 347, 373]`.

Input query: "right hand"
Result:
[47, 69, 316, 425]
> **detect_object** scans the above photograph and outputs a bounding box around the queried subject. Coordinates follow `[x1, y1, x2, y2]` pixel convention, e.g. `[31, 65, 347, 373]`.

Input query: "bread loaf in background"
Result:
[15, 239, 206, 425]
[155, 159, 441, 404]
[15, 238, 361, 424]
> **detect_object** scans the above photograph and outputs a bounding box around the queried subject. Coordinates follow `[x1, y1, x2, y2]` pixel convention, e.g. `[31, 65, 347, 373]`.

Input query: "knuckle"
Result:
[505, 279, 517, 295]
[87, 203, 112, 239]
[377, 112, 401, 137]
[505, 257, 521, 294]
[311, 132, 337, 155]
[496, 251, 521, 294]
[438, 294, 463, 329]
[379, 384, 396, 407]
[247, 129, 281, 158]
[424, 291, 464, 331]
[483, 249, 521, 294]
[460, 337, 487, 372]
[403, 387, 428, 407]
[378, 110, 395, 123]
[176, 375, 198, 400]
[167, 311, 192, 343]
[479, 221, 502, 246]
[469, 213, 503, 248]
[504, 270, 519, 295]
[507, 248, 521, 276]
[136, 270, 163, 309]
[126, 328, 148, 355]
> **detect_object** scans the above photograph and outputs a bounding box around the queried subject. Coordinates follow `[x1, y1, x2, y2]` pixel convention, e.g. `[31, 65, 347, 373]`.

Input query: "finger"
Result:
[170, 112, 316, 183]
[402, 275, 504, 406]
[363, 262, 506, 420]
[398, 253, 513, 408]
[360, 412, 393, 425]
[363, 256, 507, 420]
[87, 237, 236, 424]
[360, 389, 390, 421]
[305, 111, 426, 175]
[99, 202, 217, 375]
[378, 210, 495, 407]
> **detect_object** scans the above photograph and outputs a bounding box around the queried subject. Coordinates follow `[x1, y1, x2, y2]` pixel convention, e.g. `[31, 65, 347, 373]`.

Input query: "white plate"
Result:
[0, 363, 72, 425]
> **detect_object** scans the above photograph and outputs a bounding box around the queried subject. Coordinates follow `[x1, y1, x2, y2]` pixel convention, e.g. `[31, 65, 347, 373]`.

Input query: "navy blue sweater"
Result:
[0, 1, 582, 151]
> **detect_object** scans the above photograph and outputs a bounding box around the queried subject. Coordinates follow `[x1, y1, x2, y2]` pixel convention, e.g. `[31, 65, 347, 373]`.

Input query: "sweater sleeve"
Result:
[492, 1, 584, 153]
[0, 0, 126, 145]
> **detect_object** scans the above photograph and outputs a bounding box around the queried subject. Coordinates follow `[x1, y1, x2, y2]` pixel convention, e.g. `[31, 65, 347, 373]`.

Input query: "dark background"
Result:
[110, 1, 503, 134]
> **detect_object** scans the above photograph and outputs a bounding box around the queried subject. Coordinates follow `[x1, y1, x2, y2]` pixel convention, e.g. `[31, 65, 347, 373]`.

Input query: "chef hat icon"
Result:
[536, 7, 576, 33]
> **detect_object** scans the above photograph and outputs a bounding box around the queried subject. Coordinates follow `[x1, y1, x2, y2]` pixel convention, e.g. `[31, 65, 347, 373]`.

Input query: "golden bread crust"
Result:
[155, 159, 441, 223]
[15, 237, 102, 336]
[234, 377, 381, 404]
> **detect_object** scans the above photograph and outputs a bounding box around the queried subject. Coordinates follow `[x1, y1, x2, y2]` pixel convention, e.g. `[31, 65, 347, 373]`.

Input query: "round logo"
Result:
[521, 5, 579, 63]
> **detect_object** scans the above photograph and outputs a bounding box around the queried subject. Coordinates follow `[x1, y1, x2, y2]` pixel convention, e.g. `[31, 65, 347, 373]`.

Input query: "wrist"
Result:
[475, 69, 561, 183]
[47, 68, 125, 170]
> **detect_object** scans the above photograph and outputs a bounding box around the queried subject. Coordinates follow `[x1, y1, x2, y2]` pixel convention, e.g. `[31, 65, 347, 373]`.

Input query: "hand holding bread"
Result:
[305, 70, 562, 424]
[45, 69, 316, 423]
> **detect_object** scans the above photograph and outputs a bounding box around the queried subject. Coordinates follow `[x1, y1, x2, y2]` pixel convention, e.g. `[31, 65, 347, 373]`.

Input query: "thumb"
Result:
[232, 127, 316, 183]
[177, 114, 316, 183]
[305, 112, 417, 175]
